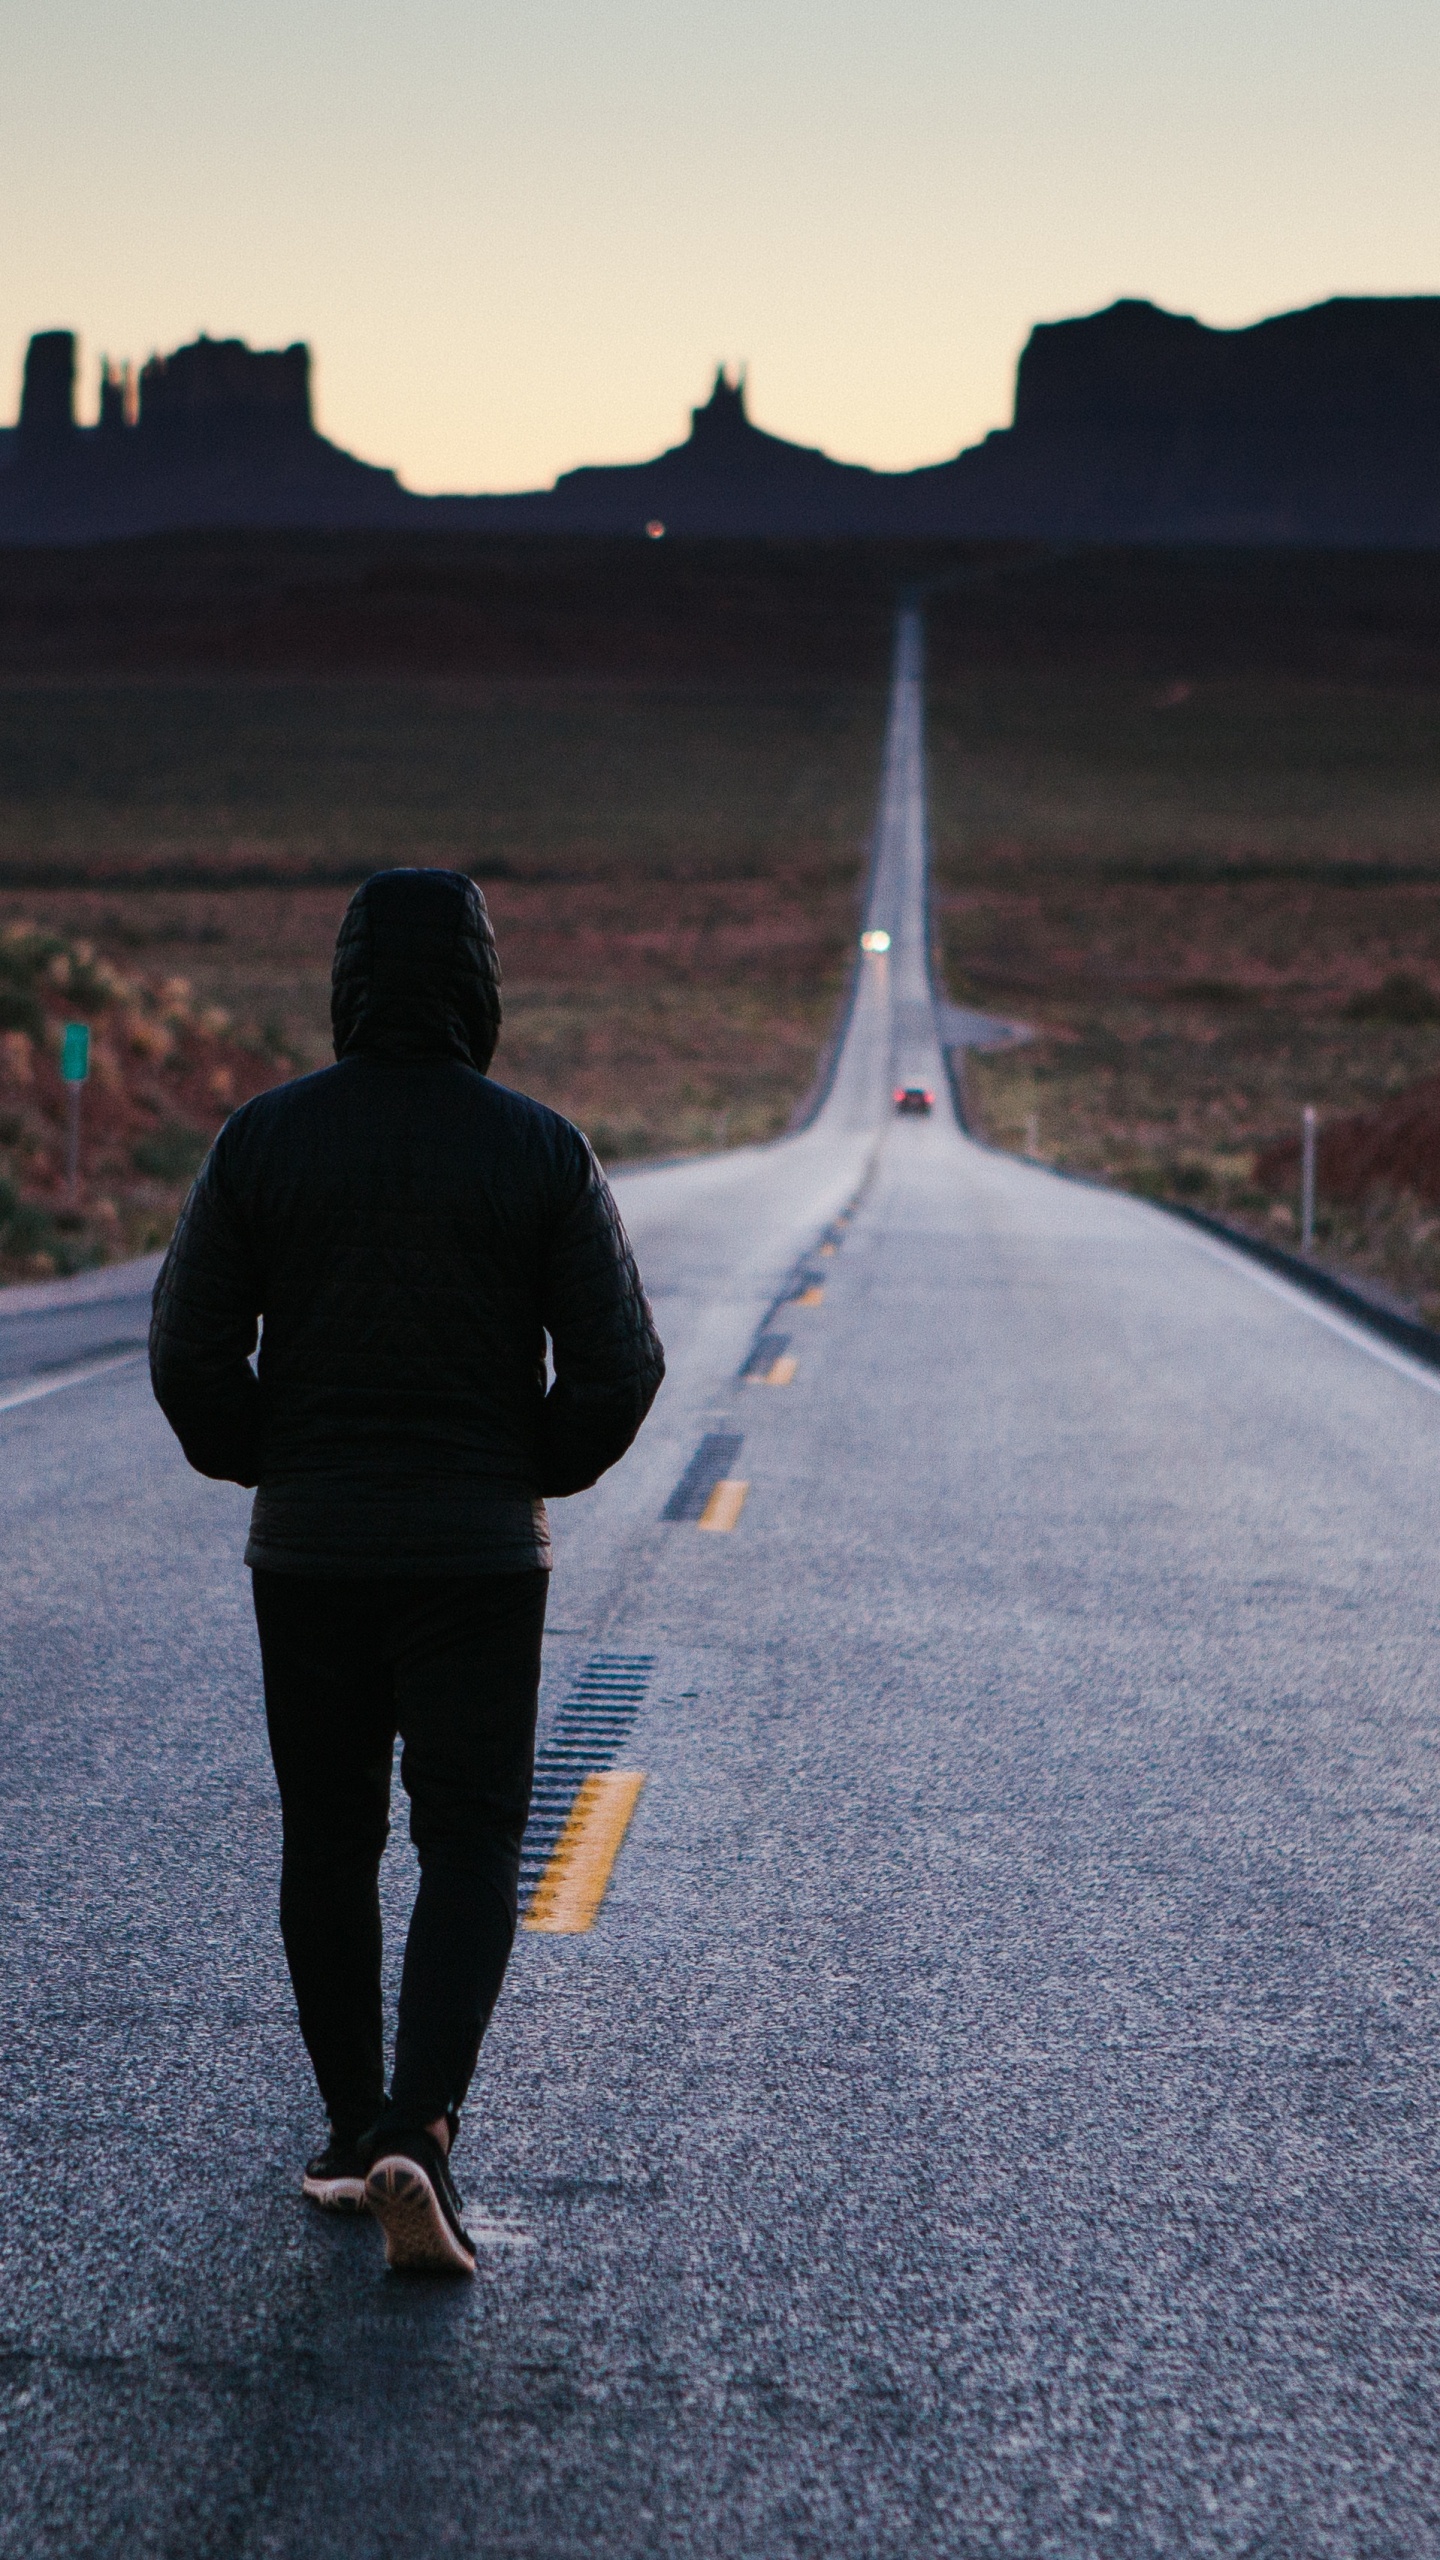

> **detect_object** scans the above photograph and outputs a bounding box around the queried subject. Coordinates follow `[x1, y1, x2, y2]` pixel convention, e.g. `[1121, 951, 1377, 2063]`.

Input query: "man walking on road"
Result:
[150, 868, 664, 2276]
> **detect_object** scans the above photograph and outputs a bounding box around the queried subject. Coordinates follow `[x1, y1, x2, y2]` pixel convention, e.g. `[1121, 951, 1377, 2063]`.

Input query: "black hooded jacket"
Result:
[148, 868, 665, 1575]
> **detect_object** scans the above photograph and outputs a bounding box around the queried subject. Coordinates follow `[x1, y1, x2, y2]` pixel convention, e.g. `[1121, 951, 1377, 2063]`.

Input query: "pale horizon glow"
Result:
[3, 0, 1438, 495]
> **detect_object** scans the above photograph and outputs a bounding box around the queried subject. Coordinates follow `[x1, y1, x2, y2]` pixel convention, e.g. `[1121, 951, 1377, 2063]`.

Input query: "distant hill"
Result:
[3, 298, 1440, 545]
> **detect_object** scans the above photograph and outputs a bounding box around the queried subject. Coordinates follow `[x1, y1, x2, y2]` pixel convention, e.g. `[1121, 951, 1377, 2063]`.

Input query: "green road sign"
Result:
[60, 1021, 90, 1084]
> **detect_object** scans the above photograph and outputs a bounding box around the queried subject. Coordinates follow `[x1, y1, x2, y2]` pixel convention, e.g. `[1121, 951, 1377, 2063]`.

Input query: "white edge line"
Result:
[1179, 1224, 1440, 1400]
[0, 1348, 147, 1415]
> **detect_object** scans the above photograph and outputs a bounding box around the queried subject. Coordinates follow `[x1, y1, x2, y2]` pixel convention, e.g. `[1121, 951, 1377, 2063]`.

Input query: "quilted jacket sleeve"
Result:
[537, 1135, 665, 1497]
[148, 1134, 263, 1487]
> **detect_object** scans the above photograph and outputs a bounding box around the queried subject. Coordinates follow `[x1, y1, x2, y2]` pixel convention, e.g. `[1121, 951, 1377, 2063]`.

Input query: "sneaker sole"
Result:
[365, 2156, 476, 2276]
[302, 2172, 368, 2213]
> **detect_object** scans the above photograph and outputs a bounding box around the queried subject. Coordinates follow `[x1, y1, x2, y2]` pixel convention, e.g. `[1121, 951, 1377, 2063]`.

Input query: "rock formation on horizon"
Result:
[0, 330, 406, 539]
[968, 296, 1440, 541]
[2, 299, 1439, 545]
[17, 332, 78, 459]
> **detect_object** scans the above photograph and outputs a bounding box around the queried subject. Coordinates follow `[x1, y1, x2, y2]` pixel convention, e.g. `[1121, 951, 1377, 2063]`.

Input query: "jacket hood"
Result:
[331, 869, 501, 1069]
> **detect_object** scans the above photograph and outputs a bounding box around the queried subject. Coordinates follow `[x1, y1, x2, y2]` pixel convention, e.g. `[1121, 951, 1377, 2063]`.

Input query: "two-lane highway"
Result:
[5, 617, 1440, 2555]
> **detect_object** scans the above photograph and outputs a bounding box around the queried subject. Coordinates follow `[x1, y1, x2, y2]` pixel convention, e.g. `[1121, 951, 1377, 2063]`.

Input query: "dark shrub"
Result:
[0, 1188, 66, 1261]
[132, 1122, 209, 1182]
[0, 983, 44, 1038]
[1168, 979, 1252, 1005]
[1345, 972, 1440, 1024]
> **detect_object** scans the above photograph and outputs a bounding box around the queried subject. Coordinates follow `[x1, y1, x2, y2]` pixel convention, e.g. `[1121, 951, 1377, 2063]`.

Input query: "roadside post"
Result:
[61, 1020, 90, 1200]
[1300, 1104, 1317, 1254]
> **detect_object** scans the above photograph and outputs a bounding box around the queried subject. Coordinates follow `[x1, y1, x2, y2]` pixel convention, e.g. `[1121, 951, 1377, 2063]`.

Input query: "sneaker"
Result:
[301, 2134, 370, 2213]
[364, 2129, 477, 2276]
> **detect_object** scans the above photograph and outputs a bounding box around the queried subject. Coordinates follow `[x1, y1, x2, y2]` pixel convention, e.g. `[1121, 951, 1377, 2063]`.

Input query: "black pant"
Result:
[252, 1568, 548, 2143]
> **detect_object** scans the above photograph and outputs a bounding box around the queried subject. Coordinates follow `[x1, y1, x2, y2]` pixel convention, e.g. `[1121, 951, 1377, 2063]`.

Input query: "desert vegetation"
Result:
[0, 648, 888, 1274]
[0, 916, 286, 1274]
[929, 658, 1440, 1319]
[6, 534, 1440, 1310]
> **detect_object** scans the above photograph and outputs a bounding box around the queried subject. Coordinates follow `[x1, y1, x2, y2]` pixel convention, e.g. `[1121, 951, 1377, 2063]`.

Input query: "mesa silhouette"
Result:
[3, 296, 1440, 545]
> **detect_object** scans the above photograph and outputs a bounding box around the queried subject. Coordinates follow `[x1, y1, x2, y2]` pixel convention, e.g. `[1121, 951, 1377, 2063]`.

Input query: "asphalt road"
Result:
[5, 617, 1440, 2556]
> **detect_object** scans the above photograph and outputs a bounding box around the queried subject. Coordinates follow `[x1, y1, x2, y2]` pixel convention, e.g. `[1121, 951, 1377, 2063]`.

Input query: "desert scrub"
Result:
[0, 922, 284, 1279]
[0, 672, 884, 1188]
[932, 662, 1440, 1318]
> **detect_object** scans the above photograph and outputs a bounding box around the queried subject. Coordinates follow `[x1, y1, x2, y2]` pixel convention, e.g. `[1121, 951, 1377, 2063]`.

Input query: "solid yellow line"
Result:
[698, 1477, 748, 1531]
[523, 1771, 646, 1934]
[794, 1283, 824, 1307]
[765, 1353, 797, 1385]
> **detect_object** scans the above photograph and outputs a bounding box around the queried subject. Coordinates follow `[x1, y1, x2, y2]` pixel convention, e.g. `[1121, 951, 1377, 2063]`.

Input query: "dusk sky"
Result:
[5, 0, 1438, 493]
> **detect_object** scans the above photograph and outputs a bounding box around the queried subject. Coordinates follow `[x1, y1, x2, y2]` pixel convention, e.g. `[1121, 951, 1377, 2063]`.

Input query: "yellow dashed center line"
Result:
[698, 1478, 748, 1532]
[763, 1353, 796, 1385]
[523, 1771, 647, 1934]
[794, 1284, 825, 1307]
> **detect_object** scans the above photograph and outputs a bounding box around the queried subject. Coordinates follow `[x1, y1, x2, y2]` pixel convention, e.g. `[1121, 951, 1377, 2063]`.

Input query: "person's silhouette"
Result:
[151, 868, 664, 2273]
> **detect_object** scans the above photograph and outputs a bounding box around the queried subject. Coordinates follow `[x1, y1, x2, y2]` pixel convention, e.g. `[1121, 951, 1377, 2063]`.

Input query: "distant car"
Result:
[893, 1084, 934, 1115]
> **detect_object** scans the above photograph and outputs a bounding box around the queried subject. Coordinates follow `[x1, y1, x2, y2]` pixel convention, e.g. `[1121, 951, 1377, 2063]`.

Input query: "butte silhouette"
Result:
[3, 298, 1439, 544]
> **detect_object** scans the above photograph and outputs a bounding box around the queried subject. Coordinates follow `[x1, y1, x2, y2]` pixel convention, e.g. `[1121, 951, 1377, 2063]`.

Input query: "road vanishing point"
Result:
[5, 613, 1440, 2556]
